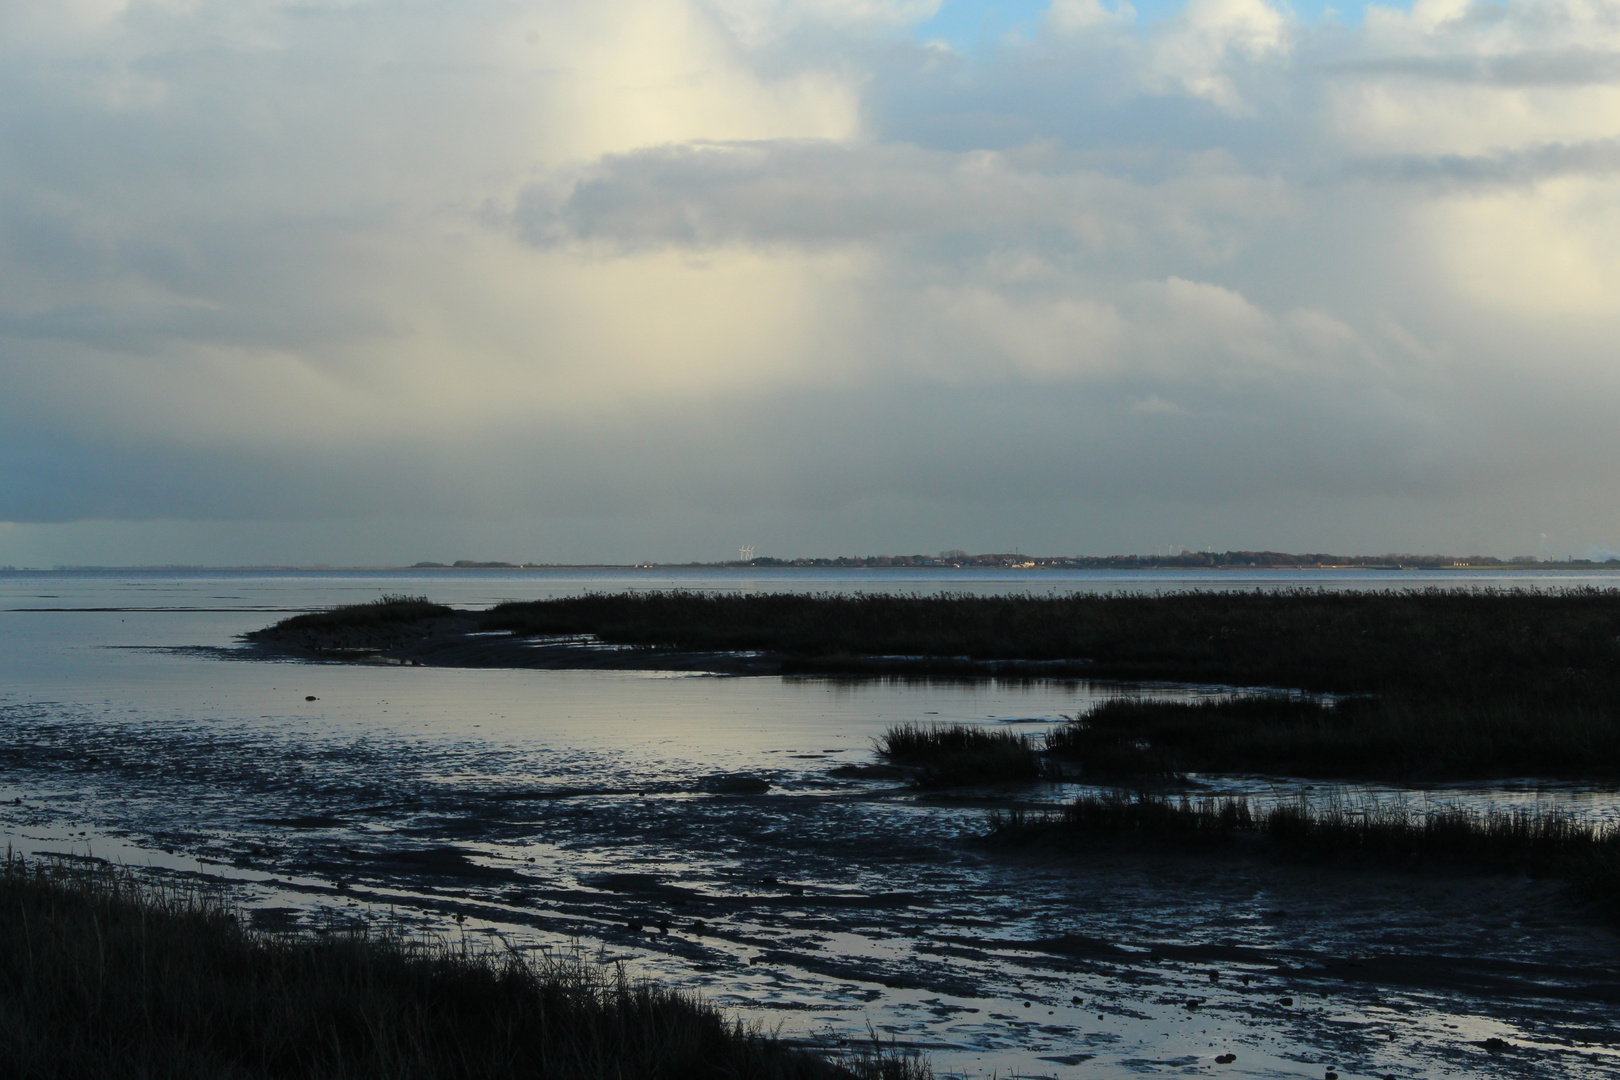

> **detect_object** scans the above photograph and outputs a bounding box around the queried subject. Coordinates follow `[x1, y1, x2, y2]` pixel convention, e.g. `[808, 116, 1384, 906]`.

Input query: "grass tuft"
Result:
[261, 594, 456, 634]
[989, 793, 1620, 921]
[876, 723, 1051, 787]
[1043, 695, 1620, 780]
[0, 854, 929, 1080]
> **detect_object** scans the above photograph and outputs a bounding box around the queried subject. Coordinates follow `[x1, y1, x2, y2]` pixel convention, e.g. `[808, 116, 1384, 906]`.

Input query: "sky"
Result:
[4, 0, 1620, 566]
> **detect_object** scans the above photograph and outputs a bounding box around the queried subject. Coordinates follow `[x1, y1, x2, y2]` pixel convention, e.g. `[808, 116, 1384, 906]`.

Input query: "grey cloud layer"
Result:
[3, 0, 1620, 561]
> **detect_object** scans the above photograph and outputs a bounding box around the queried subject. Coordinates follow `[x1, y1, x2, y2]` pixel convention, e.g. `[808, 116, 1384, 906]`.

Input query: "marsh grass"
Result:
[263, 594, 456, 634]
[479, 588, 1620, 702]
[876, 723, 1051, 787]
[255, 589, 1620, 780]
[989, 794, 1620, 920]
[481, 590, 1620, 778]
[1043, 695, 1620, 779]
[0, 854, 929, 1080]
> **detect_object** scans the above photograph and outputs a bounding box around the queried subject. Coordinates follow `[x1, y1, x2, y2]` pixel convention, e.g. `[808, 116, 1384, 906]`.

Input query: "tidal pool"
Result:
[2, 569, 1617, 1079]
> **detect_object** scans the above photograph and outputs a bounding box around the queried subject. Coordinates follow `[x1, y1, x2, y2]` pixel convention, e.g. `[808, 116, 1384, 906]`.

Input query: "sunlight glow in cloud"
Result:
[2, 0, 1619, 564]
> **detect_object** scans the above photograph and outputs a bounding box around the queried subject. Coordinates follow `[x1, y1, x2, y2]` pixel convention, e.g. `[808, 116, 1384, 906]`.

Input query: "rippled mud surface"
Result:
[3, 570, 1619, 1079]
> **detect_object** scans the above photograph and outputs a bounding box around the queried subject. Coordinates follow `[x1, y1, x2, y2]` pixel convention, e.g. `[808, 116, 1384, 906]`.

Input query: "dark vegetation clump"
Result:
[991, 792, 1255, 842]
[1043, 694, 1620, 780]
[0, 855, 930, 1080]
[248, 595, 469, 657]
[876, 723, 1051, 787]
[263, 594, 456, 633]
[479, 587, 1620, 702]
[990, 793, 1620, 920]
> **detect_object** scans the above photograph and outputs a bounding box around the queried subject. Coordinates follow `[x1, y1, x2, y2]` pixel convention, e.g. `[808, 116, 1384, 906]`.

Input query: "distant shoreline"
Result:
[13, 556, 1620, 573]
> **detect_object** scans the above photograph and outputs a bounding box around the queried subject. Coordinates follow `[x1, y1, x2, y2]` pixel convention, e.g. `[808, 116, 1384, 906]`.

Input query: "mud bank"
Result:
[239, 615, 1096, 677]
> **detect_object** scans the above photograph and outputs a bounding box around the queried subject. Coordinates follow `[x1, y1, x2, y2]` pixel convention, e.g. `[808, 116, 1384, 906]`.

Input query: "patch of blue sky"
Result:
[912, 0, 1418, 51]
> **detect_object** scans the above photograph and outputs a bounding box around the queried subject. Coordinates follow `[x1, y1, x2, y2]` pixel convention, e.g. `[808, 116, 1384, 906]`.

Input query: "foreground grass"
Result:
[876, 723, 1051, 787]
[0, 855, 928, 1080]
[989, 793, 1620, 921]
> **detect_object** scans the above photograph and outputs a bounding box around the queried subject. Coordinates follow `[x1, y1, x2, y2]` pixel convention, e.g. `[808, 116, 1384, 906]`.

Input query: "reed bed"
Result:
[260, 589, 1620, 779]
[266, 594, 456, 633]
[479, 588, 1620, 702]
[0, 854, 929, 1080]
[1042, 695, 1620, 780]
[989, 794, 1620, 920]
[876, 723, 1051, 787]
[483, 590, 1620, 779]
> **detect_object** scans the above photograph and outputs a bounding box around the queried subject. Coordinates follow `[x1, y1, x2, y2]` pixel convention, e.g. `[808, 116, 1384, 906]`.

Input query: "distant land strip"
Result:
[16, 549, 1620, 572]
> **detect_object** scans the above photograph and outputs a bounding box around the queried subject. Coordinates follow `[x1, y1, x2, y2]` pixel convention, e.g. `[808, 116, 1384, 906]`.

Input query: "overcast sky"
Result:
[3, 0, 1619, 565]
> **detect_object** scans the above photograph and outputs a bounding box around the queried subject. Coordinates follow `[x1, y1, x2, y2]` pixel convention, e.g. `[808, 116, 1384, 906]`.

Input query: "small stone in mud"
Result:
[1483, 1037, 1507, 1052]
[305, 695, 317, 701]
[1241, 975, 1251, 985]
[627, 920, 643, 932]
[691, 919, 706, 934]
[1071, 996, 1082, 1005]
[1215, 1054, 1236, 1064]
[1279, 997, 1294, 1006]
[698, 774, 770, 795]
[1208, 970, 1219, 983]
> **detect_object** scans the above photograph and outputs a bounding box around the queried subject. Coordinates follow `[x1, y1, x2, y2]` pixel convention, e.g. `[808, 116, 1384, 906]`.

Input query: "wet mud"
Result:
[3, 693, 1618, 1080]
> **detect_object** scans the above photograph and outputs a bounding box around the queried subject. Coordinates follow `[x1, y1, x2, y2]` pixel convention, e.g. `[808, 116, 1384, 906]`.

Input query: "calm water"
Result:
[3, 568, 1618, 1079]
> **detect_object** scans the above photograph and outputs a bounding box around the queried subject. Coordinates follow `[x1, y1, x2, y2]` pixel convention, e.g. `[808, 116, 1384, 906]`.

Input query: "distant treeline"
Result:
[721, 550, 1618, 569]
[414, 551, 1620, 570]
[29, 550, 1619, 572]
